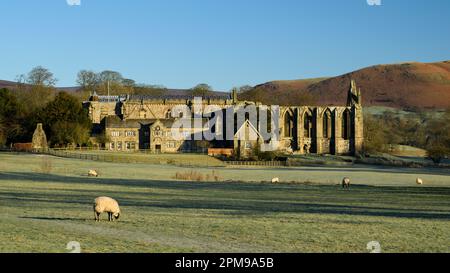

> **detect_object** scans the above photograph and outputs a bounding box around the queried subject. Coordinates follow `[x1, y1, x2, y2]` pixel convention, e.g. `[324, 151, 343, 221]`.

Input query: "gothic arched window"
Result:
[304, 112, 313, 138]
[342, 109, 351, 140]
[323, 110, 332, 138]
[165, 110, 172, 119]
[284, 111, 294, 137]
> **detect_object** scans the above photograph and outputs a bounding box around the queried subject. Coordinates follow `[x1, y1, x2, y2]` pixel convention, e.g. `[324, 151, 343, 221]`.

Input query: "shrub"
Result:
[206, 170, 222, 182]
[174, 170, 205, 181]
[251, 145, 280, 161]
[174, 170, 222, 182]
[167, 159, 176, 165]
[427, 144, 449, 164]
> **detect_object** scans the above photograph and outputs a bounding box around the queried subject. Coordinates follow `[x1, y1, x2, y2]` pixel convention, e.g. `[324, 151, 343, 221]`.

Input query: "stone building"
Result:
[32, 123, 48, 150]
[83, 80, 363, 156]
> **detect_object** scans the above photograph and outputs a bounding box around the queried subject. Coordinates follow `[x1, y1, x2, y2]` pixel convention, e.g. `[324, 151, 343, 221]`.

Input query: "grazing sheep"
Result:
[342, 177, 351, 189]
[416, 178, 423, 185]
[94, 197, 121, 222]
[272, 177, 280, 183]
[88, 170, 99, 177]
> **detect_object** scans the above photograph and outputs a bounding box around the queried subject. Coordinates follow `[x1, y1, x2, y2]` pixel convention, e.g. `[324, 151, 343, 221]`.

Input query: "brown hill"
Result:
[0, 80, 19, 89]
[240, 78, 326, 106]
[0, 80, 80, 93]
[251, 61, 450, 109]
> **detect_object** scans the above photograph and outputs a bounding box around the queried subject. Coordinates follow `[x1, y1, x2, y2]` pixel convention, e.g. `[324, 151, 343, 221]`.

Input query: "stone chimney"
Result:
[32, 123, 48, 150]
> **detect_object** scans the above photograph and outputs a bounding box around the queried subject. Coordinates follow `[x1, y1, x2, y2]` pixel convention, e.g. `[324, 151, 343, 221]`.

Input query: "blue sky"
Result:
[0, 0, 449, 90]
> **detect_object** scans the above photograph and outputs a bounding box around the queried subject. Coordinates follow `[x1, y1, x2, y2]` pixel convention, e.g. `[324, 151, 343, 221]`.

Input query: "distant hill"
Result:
[0, 80, 23, 90]
[0, 80, 80, 93]
[251, 61, 450, 109]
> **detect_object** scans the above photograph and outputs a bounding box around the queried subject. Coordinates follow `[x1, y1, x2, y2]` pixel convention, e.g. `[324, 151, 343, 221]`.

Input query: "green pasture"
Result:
[0, 153, 449, 253]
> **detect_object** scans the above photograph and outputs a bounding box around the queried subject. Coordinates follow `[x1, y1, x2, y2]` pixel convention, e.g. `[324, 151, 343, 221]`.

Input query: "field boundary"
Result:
[0, 148, 221, 167]
[225, 161, 288, 167]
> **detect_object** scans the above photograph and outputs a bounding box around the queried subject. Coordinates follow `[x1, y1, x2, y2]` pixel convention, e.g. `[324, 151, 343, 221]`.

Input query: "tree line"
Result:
[363, 110, 450, 163]
[0, 66, 225, 148]
[1, 66, 91, 148]
[1, 66, 448, 163]
[76, 70, 218, 98]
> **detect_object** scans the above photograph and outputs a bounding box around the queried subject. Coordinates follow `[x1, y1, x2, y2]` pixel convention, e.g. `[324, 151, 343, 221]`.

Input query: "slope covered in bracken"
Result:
[253, 61, 450, 109]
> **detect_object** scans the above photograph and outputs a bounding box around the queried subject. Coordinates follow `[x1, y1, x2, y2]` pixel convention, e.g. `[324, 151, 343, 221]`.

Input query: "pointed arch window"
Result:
[165, 110, 172, 119]
[284, 111, 294, 137]
[304, 112, 313, 138]
[323, 110, 332, 138]
[342, 109, 351, 140]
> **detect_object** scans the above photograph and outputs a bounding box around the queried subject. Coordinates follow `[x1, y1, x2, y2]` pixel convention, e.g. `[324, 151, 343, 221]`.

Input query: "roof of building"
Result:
[105, 116, 208, 129]
[91, 90, 232, 102]
[235, 119, 264, 139]
[128, 92, 231, 101]
[105, 116, 157, 129]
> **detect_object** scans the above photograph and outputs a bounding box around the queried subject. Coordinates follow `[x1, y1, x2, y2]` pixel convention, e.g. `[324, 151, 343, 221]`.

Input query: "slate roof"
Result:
[105, 116, 208, 129]
[95, 90, 231, 102]
[128, 91, 231, 101]
[105, 116, 157, 129]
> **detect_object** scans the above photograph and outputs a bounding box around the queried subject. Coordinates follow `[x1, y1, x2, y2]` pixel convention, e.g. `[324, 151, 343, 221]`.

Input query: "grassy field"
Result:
[0, 153, 449, 253]
[57, 150, 226, 167]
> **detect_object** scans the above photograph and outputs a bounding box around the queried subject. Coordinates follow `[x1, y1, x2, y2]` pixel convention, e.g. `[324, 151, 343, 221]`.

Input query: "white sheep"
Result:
[88, 170, 99, 177]
[342, 177, 351, 189]
[416, 178, 423, 185]
[272, 177, 280, 183]
[94, 196, 121, 222]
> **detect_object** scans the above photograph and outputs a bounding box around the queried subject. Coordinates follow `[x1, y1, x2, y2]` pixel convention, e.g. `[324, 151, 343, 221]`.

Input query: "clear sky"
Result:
[0, 0, 449, 90]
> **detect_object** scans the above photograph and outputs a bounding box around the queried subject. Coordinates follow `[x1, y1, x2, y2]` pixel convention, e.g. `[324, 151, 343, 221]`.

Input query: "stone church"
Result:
[83, 80, 363, 157]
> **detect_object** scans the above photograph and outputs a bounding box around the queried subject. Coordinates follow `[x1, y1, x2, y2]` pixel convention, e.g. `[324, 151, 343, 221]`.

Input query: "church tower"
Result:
[347, 80, 364, 155]
[347, 79, 362, 107]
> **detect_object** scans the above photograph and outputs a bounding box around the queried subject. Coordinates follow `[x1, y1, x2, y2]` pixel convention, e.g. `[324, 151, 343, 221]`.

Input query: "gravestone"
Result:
[32, 123, 48, 150]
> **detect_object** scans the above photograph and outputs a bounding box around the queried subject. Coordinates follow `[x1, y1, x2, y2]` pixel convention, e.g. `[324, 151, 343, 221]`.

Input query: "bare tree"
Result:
[234, 85, 253, 94]
[191, 83, 213, 97]
[27, 66, 57, 87]
[122, 78, 136, 87]
[12, 67, 57, 113]
[76, 70, 98, 92]
[98, 70, 123, 84]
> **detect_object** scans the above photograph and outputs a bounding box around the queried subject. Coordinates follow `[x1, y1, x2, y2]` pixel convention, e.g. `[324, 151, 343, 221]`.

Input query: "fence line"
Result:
[31, 149, 121, 163]
[21, 149, 212, 167]
[225, 161, 287, 167]
[1, 148, 288, 167]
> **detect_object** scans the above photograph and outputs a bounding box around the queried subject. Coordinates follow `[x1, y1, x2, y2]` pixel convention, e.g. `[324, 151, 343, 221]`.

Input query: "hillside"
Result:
[0, 80, 79, 93]
[251, 61, 450, 109]
[0, 80, 21, 89]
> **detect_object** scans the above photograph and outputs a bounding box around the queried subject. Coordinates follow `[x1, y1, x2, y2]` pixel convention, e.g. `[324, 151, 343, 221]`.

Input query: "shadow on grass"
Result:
[233, 164, 450, 176]
[19, 216, 87, 221]
[18, 216, 133, 224]
[1, 172, 450, 221]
